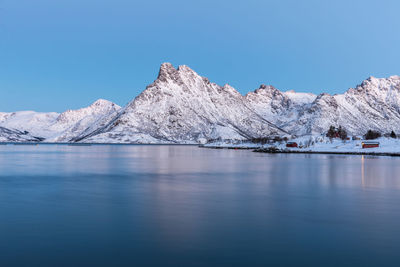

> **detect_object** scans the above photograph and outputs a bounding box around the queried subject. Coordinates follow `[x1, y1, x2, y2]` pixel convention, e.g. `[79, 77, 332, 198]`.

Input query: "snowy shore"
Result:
[202, 136, 400, 156]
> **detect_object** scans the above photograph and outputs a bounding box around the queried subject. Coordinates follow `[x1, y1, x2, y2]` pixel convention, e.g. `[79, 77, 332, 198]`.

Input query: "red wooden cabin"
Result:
[286, 142, 298, 148]
[362, 141, 379, 149]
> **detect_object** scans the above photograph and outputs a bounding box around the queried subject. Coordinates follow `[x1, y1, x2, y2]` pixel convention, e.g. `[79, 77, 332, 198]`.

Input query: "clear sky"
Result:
[1, 0, 400, 112]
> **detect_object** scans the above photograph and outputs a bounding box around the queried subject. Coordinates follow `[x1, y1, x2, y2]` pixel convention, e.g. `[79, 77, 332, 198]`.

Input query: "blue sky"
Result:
[1, 0, 400, 112]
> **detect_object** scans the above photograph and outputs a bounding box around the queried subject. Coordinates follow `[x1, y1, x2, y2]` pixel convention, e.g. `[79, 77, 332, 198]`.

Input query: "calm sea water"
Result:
[1, 145, 400, 267]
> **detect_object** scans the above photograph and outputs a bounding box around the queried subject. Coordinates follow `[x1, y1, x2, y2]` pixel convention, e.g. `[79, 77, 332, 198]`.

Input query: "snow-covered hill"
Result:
[0, 99, 120, 142]
[0, 111, 59, 138]
[46, 99, 121, 142]
[1, 63, 400, 143]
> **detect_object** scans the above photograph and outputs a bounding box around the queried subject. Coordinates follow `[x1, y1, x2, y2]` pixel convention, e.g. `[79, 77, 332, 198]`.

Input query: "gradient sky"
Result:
[1, 0, 400, 112]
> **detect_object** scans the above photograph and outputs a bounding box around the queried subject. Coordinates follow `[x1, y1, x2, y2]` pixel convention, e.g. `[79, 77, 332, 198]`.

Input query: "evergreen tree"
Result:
[326, 125, 336, 138]
[364, 130, 381, 140]
[338, 126, 348, 140]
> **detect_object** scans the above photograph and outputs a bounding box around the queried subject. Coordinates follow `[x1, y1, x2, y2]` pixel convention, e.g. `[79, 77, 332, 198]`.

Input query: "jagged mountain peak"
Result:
[247, 84, 317, 105]
[153, 64, 243, 100]
[362, 75, 400, 83]
[344, 76, 400, 101]
[258, 84, 278, 92]
[90, 99, 118, 108]
[155, 62, 193, 86]
[160, 62, 174, 69]
[158, 63, 198, 77]
[245, 85, 279, 98]
[157, 63, 209, 82]
[147, 63, 239, 100]
[157, 62, 177, 80]
[259, 84, 277, 90]
[357, 75, 400, 90]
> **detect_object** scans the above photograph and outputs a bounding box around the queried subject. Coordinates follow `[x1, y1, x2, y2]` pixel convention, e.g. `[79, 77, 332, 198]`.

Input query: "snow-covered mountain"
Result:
[74, 63, 288, 143]
[1, 63, 400, 143]
[245, 76, 400, 136]
[288, 76, 400, 136]
[0, 99, 120, 142]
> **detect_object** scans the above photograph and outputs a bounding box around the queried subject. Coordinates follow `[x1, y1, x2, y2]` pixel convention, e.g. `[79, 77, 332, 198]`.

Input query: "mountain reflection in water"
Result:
[0, 145, 399, 267]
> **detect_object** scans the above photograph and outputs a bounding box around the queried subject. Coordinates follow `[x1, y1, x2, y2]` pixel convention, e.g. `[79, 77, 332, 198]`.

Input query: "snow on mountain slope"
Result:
[245, 85, 317, 132]
[46, 99, 121, 142]
[283, 90, 317, 105]
[0, 126, 44, 142]
[291, 76, 400, 136]
[76, 63, 288, 143]
[0, 111, 59, 138]
[0, 99, 121, 142]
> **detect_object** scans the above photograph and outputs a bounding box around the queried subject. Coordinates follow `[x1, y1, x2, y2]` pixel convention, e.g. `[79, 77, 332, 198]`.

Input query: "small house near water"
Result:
[286, 142, 298, 148]
[362, 141, 379, 149]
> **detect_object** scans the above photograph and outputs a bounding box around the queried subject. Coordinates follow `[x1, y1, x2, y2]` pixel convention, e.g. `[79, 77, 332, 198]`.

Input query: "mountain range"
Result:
[1, 63, 400, 143]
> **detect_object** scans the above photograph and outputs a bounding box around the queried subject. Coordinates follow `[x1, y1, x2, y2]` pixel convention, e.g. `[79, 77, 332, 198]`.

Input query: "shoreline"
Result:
[0, 142, 198, 146]
[253, 148, 400, 157]
[200, 145, 400, 157]
[2, 142, 400, 157]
